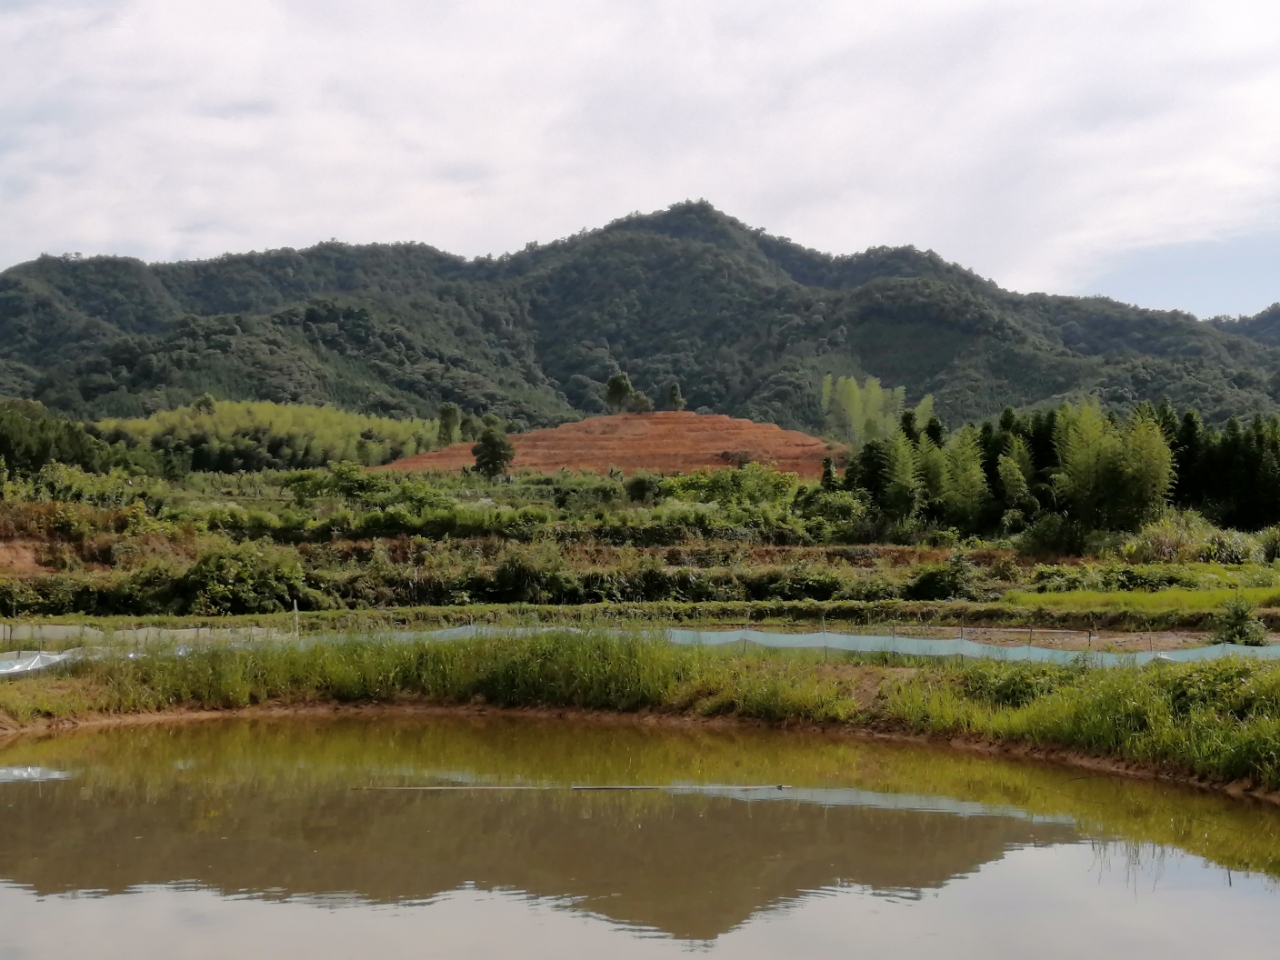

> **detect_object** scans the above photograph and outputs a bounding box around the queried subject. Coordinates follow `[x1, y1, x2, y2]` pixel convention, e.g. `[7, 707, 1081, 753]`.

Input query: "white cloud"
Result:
[2, 0, 1279, 310]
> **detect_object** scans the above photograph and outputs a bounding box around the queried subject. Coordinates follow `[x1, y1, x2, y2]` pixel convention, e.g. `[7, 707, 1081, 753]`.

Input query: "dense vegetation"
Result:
[4, 202, 1280, 431]
[4, 393, 1280, 619]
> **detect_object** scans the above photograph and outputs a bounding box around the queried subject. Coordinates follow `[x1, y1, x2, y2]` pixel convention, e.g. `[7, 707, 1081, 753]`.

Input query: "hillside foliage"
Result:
[3, 202, 1280, 432]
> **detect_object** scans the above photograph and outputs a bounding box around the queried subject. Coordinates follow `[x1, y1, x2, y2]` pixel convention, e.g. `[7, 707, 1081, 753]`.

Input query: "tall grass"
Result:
[2, 632, 870, 728]
[9, 633, 1280, 790]
[883, 657, 1280, 786]
[81, 631, 690, 713]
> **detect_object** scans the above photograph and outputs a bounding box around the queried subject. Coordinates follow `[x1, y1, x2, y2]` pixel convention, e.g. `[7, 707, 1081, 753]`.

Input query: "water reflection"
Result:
[0, 715, 1278, 954]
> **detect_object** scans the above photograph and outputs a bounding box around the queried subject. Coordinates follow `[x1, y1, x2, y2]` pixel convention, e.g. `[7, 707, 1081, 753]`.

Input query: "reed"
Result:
[74, 631, 691, 713]
[881, 656, 1280, 786]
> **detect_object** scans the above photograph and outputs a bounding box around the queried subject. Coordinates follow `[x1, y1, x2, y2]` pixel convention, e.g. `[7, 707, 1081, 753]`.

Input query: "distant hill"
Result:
[3, 200, 1280, 431]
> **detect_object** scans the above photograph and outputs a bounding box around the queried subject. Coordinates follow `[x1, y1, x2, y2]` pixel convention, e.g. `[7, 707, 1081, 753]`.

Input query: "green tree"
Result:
[820, 456, 837, 491]
[822, 375, 934, 450]
[460, 414, 483, 442]
[943, 428, 989, 530]
[997, 452, 1036, 512]
[438, 403, 461, 446]
[1052, 402, 1172, 531]
[882, 432, 920, 521]
[1005, 435, 1035, 486]
[473, 427, 515, 479]
[666, 383, 686, 411]
[1053, 403, 1118, 529]
[626, 391, 654, 413]
[1114, 413, 1174, 527]
[915, 436, 948, 509]
[605, 373, 635, 413]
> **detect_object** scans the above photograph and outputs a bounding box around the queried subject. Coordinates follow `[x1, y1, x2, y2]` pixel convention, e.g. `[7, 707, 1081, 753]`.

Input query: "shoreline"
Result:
[5, 697, 1279, 807]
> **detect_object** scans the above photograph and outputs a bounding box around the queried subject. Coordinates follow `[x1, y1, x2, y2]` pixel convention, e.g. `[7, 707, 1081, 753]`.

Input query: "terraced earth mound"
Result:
[380, 412, 840, 477]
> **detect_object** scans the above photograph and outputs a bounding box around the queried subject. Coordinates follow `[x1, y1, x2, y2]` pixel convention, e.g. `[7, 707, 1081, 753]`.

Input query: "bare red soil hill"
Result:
[380, 412, 840, 477]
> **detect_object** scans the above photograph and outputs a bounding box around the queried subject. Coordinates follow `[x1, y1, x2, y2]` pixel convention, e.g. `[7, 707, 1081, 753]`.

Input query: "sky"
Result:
[2, 0, 1279, 318]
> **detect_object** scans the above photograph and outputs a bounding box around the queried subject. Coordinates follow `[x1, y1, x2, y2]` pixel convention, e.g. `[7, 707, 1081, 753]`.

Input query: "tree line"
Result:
[834, 396, 1280, 545]
[10, 387, 1280, 544]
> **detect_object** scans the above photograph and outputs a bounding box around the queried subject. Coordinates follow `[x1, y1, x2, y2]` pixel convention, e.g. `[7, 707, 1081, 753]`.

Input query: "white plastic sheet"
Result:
[3, 626, 1278, 678]
[0, 649, 82, 678]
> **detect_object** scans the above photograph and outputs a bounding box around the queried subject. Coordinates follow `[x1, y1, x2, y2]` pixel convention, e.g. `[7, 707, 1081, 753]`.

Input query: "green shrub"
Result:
[1199, 531, 1263, 565]
[902, 554, 976, 601]
[179, 543, 319, 615]
[1210, 596, 1269, 646]
[958, 661, 1078, 708]
[661, 463, 799, 507]
[624, 472, 662, 504]
[1255, 525, 1280, 563]
[1017, 514, 1086, 557]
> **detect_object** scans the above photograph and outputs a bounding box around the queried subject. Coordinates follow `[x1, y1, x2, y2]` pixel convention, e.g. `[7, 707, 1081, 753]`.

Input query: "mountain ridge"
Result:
[2, 200, 1278, 431]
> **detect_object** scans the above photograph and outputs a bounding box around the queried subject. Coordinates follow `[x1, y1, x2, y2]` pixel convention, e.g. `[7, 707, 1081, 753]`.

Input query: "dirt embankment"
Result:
[0, 542, 52, 577]
[380, 411, 842, 477]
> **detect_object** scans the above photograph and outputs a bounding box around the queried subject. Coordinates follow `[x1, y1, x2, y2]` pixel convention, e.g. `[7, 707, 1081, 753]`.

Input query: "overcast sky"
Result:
[3, 0, 1278, 317]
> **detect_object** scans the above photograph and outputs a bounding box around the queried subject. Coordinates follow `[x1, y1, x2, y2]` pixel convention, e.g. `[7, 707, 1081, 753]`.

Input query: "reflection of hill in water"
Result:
[0, 783, 1074, 940]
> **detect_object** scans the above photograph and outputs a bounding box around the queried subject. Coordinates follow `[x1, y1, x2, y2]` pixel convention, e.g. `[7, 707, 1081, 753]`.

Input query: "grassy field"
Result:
[5, 631, 1280, 792]
[1002, 586, 1280, 613]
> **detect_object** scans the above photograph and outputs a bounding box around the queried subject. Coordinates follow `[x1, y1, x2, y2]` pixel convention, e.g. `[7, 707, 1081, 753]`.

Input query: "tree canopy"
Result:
[5, 201, 1280, 434]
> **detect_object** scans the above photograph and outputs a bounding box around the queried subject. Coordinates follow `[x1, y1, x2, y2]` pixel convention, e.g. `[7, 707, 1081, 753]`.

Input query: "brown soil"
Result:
[379, 411, 843, 477]
[0, 541, 51, 577]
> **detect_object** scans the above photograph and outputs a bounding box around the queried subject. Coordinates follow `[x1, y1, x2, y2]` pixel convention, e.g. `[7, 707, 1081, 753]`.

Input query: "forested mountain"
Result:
[3, 201, 1279, 431]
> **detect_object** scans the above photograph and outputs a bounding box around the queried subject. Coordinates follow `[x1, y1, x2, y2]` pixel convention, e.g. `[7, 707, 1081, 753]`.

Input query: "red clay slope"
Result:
[380, 412, 841, 477]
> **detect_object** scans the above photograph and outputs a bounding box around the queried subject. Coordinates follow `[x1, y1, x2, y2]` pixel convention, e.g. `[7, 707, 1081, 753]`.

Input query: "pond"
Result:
[1, 714, 1278, 958]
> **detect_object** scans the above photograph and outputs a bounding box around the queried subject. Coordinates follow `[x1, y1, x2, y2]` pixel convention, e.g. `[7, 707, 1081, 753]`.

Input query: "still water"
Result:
[1, 715, 1278, 958]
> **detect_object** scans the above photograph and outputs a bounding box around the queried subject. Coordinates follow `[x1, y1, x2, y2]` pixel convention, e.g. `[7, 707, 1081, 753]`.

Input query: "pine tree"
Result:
[472, 427, 515, 479]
